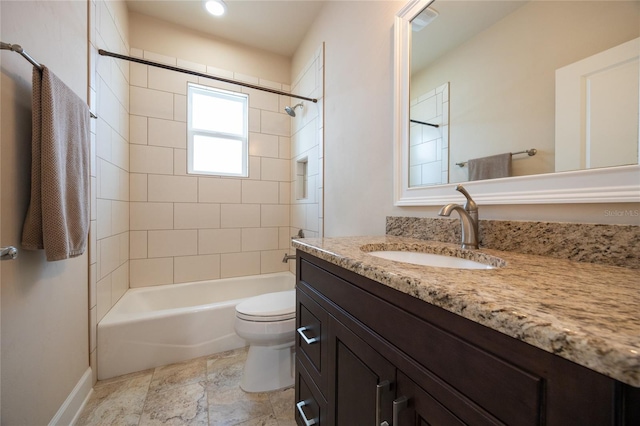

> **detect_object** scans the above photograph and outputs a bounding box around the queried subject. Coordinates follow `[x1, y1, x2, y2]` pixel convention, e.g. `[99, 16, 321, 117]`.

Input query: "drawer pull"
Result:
[297, 326, 319, 344]
[376, 380, 391, 426]
[296, 400, 317, 426]
[393, 396, 409, 426]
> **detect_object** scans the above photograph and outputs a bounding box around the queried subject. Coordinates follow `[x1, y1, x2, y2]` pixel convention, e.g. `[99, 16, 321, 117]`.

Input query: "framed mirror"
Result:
[393, 0, 640, 206]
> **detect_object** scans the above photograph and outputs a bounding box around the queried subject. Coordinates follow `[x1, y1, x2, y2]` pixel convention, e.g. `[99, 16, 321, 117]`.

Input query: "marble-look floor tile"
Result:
[149, 356, 207, 394]
[76, 370, 153, 425]
[207, 348, 247, 392]
[268, 387, 294, 422]
[208, 387, 273, 426]
[77, 347, 296, 426]
[140, 381, 209, 425]
[234, 413, 279, 426]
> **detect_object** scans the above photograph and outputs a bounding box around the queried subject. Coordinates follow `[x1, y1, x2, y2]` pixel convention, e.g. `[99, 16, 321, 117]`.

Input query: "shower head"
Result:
[285, 102, 303, 117]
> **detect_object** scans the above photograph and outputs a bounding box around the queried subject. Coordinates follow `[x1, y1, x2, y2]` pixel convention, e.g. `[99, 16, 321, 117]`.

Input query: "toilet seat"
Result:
[235, 290, 295, 322]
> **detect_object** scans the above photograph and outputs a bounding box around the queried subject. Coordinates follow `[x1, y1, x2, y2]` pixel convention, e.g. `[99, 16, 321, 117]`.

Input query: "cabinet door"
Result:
[395, 371, 467, 426]
[330, 316, 396, 426]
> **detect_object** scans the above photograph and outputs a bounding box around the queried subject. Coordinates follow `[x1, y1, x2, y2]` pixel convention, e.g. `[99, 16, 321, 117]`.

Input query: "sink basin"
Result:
[367, 251, 495, 270]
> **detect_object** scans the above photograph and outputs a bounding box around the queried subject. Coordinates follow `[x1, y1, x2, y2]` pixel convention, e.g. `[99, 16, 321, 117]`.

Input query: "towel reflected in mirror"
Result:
[468, 152, 513, 181]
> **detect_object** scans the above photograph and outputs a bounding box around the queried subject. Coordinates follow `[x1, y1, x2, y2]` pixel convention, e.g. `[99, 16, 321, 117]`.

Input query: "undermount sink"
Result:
[367, 250, 496, 270]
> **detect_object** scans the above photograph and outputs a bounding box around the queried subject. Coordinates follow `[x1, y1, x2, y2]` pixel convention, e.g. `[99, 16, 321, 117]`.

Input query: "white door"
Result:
[555, 37, 639, 172]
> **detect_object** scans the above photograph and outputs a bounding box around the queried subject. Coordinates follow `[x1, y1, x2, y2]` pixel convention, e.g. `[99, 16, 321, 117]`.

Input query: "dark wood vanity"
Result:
[294, 251, 640, 425]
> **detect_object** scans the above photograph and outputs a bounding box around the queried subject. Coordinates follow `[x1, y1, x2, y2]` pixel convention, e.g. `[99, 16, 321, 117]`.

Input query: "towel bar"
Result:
[456, 148, 537, 167]
[1, 41, 97, 119]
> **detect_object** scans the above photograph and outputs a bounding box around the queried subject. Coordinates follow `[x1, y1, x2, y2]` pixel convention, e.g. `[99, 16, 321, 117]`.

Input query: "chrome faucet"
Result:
[438, 185, 479, 249]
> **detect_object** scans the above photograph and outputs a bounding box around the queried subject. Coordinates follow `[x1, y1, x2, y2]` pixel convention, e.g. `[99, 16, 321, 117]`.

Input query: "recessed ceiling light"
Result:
[204, 0, 227, 16]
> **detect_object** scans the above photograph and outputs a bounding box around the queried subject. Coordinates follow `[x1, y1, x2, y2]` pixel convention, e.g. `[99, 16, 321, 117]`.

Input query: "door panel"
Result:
[555, 37, 639, 171]
[330, 317, 395, 426]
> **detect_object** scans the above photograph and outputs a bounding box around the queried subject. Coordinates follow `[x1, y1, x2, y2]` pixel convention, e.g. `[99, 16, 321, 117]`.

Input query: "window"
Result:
[187, 83, 249, 177]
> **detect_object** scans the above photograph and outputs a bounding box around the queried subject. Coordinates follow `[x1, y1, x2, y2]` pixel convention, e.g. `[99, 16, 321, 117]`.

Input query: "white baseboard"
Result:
[48, 367, 93, 426]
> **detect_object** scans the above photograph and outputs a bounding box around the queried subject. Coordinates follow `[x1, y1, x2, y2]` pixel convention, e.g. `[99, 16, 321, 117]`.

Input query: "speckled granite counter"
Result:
[292, 235, 640, 387]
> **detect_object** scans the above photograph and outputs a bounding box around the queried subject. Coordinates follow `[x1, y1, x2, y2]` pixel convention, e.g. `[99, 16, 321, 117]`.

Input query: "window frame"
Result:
[186, 82, 249, 177]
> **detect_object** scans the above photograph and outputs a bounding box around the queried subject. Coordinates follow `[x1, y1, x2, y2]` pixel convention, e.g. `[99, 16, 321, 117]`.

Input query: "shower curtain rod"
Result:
[1, 41, 98, 118]
[98, 49, 319, 104]
[410, 119, 439, 128]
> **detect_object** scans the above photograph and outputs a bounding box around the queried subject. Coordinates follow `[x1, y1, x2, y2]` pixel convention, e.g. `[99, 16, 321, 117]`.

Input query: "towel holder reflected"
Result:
[456, 148, 537, 167]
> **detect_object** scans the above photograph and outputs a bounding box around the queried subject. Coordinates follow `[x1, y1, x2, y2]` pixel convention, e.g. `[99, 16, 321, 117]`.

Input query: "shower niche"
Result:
[296, 158, 308, 200]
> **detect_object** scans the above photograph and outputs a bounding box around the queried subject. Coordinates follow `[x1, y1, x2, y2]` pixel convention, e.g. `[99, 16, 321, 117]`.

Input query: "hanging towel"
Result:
[468, 152, 512, 181]
[22, 66, 90, 261]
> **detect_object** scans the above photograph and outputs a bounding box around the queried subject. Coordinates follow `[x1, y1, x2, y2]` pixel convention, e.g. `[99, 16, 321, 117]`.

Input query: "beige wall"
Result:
[0, 1, 89, 424]
[294, 1, 406, 236]
[294, 1, 639, 233]
[129, 12, 291, 84]
[412, 1, 639, 183]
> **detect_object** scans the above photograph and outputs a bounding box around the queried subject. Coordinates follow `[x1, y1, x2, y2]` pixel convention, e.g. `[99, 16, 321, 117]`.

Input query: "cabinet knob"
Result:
[297, 326, 319, 345]
[296, 400, 317, 426]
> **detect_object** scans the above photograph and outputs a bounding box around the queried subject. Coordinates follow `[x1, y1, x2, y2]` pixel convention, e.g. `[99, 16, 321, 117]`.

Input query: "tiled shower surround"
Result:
[386, 216, 640, 269]
[126, 47, 323, 288]
[127, 49, 292, 287]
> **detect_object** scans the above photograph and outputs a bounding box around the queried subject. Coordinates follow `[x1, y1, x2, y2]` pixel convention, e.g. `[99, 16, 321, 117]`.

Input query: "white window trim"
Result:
[187, 82, 249, 177]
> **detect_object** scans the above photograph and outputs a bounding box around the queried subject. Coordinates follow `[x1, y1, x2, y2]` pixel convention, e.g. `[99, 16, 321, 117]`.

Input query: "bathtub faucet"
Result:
[282, 253, 296, 263]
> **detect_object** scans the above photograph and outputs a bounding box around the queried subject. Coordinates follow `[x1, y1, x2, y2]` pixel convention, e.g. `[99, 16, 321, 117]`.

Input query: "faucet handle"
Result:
[455, 185, 477, 212]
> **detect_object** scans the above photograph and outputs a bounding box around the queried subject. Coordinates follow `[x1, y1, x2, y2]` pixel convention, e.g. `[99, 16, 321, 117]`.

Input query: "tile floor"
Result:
[76, 347, 295, 426]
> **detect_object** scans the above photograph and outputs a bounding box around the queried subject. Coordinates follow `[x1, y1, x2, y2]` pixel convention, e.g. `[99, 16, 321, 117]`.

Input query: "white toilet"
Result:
[234, 289, 296, 392]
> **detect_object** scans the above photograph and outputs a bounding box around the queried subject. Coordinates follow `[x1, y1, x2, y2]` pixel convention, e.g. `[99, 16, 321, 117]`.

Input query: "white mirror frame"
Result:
[393, 0, 640, 206]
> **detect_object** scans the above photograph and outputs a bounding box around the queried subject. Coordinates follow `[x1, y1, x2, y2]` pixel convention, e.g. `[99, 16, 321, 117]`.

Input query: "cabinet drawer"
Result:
[296, 287, 328, 395]
[296, 360, 328, 426]
[300, 257, 543, 426]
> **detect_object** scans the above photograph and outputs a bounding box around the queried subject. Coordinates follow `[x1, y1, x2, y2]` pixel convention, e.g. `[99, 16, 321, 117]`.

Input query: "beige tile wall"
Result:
[90, 0, 130, 384]
[290, 44, 324, 241]
[128, 48, 294, 287]
[409, 82, 449, 186]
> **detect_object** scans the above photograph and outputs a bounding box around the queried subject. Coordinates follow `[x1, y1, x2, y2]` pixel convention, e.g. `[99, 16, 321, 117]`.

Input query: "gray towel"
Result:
[22, 66, 90, 261]
[468, 152, 512, 181]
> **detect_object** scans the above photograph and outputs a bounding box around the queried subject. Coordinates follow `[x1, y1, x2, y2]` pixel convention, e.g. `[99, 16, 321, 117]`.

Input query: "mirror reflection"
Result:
[409, 0, 639, 188]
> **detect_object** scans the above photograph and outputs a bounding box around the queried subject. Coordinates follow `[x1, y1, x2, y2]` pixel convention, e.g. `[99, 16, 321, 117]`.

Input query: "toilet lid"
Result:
[236, 290, 296, 322]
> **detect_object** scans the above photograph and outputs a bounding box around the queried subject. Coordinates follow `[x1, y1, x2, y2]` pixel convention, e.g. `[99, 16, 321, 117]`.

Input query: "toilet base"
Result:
[240, 342, 295, 393]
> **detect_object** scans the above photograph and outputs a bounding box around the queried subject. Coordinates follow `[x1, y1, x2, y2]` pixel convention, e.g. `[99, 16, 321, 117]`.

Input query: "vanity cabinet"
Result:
[294, 252, 640, 426]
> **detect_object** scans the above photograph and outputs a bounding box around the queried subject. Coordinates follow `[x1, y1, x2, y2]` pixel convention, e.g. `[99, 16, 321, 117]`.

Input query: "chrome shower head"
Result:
[285, 102, 303, 117]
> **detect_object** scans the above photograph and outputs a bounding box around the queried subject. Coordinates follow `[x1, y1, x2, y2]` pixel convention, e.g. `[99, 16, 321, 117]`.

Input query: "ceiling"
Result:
[125, 0, 327, 57]
[411, 1, 528, 73]
[126, 1, 529, 70]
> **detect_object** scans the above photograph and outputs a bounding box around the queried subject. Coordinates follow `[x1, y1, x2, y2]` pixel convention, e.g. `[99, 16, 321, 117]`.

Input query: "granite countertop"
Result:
[292, 235, 640, 387]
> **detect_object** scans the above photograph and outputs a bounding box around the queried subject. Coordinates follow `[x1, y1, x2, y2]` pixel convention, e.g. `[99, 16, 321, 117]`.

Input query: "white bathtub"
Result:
[97, 272, 295, 380]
